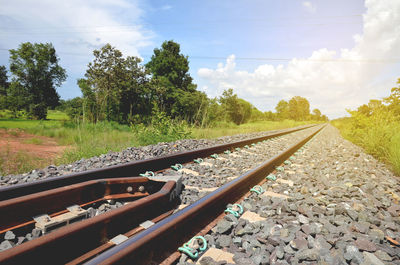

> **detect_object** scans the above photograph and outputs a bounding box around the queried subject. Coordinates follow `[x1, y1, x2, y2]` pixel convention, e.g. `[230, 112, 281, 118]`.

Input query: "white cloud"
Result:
[198, 0, 400, 118]
[0, 0, 154, 98]
[0, 0, 153, 57]
[302, 1, 316, 13]
[161, 5, 172, 10]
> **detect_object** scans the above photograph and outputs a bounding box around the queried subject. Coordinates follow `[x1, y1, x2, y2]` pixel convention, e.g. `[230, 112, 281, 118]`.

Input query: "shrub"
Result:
[131, 111, 192, 145]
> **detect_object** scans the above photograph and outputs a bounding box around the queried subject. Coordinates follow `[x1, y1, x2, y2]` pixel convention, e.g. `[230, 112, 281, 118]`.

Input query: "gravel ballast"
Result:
[2, 123, 399, 264]
[182, 124, 400, 265]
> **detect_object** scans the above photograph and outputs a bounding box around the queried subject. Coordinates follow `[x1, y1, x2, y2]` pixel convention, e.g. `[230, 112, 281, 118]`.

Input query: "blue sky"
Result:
[142, 0, 363, 78]
[1, 0, 399, 118]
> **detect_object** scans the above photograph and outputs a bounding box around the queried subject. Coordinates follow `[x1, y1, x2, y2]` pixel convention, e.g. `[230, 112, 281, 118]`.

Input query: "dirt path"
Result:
[0, 129, 68, 175]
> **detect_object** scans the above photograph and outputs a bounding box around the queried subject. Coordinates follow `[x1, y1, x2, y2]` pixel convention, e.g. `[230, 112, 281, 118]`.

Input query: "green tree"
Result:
[201, 98, 223, 127]
[275, 100, 289, 120]
[288, 96, 310, 121]
[63, 97, 83, 120]
[78, 78, 98, 122]
[250, 106, 264, 121]
[312, 108, 321, 117]
[357, 104, 371, 116]
[312, 108, 322, 120]
[171, 90, 210, 124]
[8, 42, 66, 119]
[385, 78, 400, 105]
[264, 111, 277, 121]
[384, 79, 400, 116]
[219, 88, 252, 125]
[84, 44, 152, 123]
[357, 99, 384, 117]
[237, 98, 253, 124]
[0, 66, 9, 109]
[4, 82, 28, 117]
[0, 66, 8, 95]
[146, 40, 198, 118]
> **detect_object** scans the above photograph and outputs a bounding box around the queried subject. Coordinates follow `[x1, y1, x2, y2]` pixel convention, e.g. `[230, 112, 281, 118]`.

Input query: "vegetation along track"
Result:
[0, 124, 318, 263]
[2, 123, 398, 264]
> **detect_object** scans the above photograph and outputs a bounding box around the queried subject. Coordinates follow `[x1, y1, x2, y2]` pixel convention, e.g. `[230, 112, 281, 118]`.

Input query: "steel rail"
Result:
[0, 124, 317, 201]
[0, 177, 166, 232]
[0, 180, 179, 265]
[66, 209, 176, 265]
[85, 124, 326, 265]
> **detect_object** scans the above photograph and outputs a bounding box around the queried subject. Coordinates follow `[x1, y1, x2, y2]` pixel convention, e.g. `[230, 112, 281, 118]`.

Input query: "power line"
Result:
[0, 14, 363, 31]
[0, 15, 363, 36]
[0, 48, 399, 64]
[0, 22, 362, 36]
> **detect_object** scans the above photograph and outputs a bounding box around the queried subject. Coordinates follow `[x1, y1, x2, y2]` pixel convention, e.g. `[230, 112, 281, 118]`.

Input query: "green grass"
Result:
[23, 138, 43, 145]
[46, 110, 69, 120]
[332, 115, 400, 175]
[58, 121, 139, 163]
[0, 144, 49, 175]
[0, 110, 67, 130]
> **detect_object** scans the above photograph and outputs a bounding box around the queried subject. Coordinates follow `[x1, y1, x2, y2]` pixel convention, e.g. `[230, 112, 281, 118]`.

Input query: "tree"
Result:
[219, 88, 252, 125]
[0, 66, 8, 95]
[84, 44, 152, 123]
[201, 98, 223, 127]
[275, 100, 289, 120]
[264, 111, 277, 121]
[63, 97, 83, 120]
[288, 96, 310, 121]
[384, 79, 400, 116]
[8, 42, 66, 119]
[311, 108, 322, 120]
[237, 98, 253, 124]
[357, 104, 371, 116]
[385, 78, 400, 106]
[312, 108, 321, 117]
[171, 90, 209, 124]
[78, 78, 97, 122]
[250, 106, 264, 121]
[0, 66, 9, 109]
[146, 40, 198, 118]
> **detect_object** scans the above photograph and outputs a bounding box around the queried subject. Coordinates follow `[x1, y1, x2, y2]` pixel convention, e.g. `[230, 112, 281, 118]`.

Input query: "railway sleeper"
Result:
[33, 205, 88, 235]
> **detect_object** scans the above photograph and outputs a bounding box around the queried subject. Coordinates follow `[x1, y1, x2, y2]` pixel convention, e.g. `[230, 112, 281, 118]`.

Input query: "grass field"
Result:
[0, 110, 318, 175]
[332, 116, 400, 175]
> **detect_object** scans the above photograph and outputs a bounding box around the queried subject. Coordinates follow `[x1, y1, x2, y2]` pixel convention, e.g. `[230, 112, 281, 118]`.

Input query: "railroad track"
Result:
[0, 124, 326, 264]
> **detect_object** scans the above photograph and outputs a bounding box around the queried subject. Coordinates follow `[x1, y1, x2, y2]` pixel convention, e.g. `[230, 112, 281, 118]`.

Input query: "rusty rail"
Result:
[0, 124, 317, 201]
[85, 124, 325, 265]
[0, 180, 179, 265]
[0, 177, 167, 232]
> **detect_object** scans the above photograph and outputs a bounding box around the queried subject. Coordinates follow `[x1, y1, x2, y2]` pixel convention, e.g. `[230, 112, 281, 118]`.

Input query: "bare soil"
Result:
[0, 129, 68, 175]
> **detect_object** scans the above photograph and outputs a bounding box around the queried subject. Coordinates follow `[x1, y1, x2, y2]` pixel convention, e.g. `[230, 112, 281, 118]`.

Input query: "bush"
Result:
[131, 111, 192, 145]
[29, 103, 47, 120]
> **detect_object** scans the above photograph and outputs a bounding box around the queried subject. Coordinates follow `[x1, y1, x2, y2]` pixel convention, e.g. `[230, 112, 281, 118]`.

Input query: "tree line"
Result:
[0, 41, 328, 125]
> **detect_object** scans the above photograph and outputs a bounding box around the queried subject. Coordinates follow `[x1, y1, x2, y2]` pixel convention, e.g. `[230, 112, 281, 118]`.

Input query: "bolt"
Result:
[126, 186, 133, 193]
[138, 186, 145, 192]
